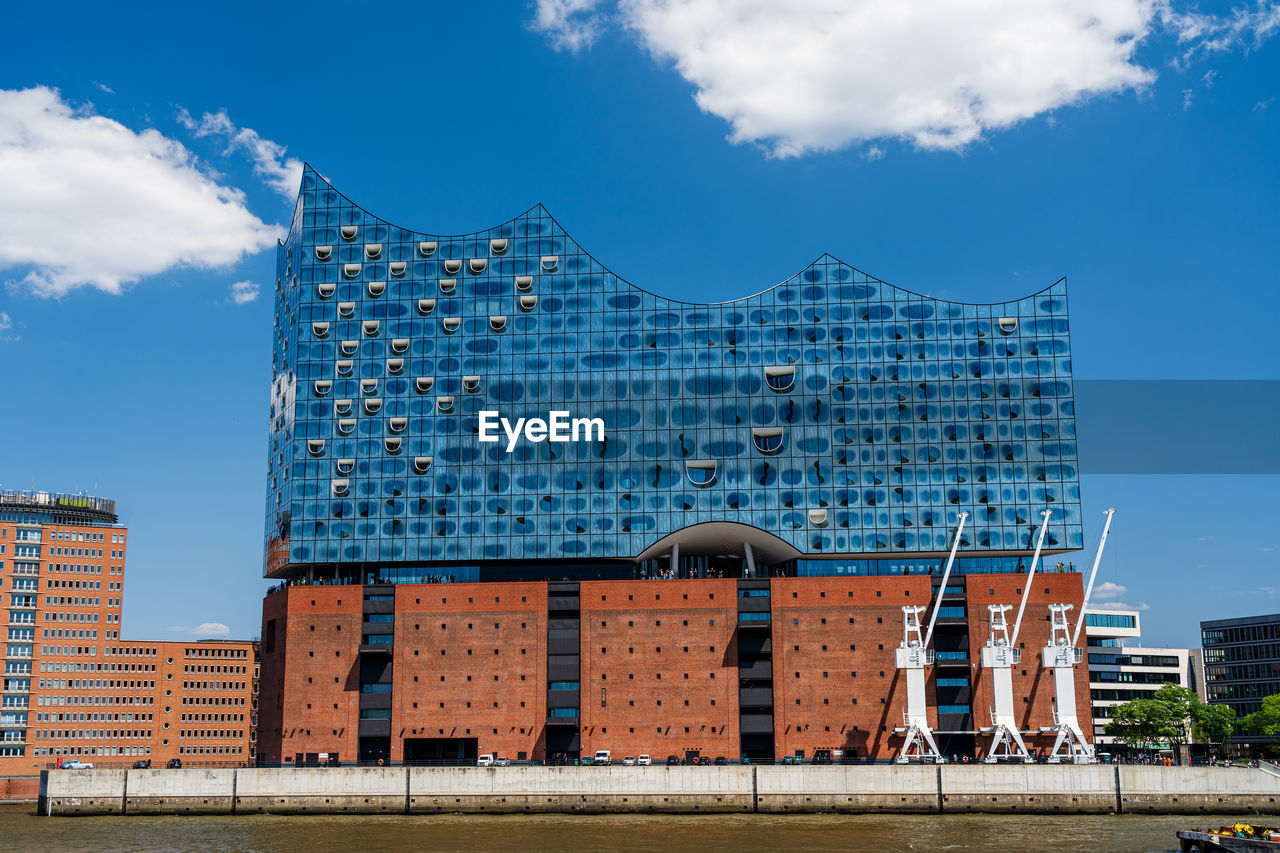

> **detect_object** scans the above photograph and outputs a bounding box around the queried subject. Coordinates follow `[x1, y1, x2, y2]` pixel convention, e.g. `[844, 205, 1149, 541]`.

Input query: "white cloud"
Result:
[531, 0, 607, 52]
[1257, 96, 1277, 111]
[0, 86, 279, 298]
[1161, 1, 1280, 67]
[229, 279, 260, 305]
[1092, 581, 1128, 600]
[1182, 88, 1195, 109]
[1092, 600, 1151, 611]
[177, 107, 303, 198]
[92, 81, 115, 95]
[861, 145, 885, 162]
[166, 622, 232, 636]
[0, 311, 16, 342]
[535, 0, 1280, 155]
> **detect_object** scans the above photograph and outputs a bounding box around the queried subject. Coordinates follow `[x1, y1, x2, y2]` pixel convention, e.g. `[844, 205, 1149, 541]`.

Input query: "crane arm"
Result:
[1071, 508, 1117, 647]
[1010, 508, 1053, 647]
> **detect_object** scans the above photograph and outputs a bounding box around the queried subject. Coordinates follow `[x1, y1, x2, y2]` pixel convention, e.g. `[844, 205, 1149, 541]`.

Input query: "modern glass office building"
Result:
[1202, 613, 1280, 753]
[265, 165, 1081, 583]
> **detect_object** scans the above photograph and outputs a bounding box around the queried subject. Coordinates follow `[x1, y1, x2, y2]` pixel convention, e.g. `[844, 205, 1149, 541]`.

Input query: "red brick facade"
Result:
[578, 580, 741, 760]
[258, 573, 1091, 763]
[770, 575, 937, 760]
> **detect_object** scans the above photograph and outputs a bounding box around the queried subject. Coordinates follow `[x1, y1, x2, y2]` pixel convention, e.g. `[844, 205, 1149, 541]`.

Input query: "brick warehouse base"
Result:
[39, 765, 1280, 817]
[257, 574, 1090, 765]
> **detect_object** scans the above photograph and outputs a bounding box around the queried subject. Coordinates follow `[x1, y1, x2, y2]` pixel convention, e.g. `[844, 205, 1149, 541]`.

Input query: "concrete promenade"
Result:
[36, 764, 1280, 816]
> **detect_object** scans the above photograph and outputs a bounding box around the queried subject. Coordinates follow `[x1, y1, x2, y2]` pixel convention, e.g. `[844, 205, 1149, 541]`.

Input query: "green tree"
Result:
[1244, 693, 1280, 756]
[1105, 684, 1206, 762]
[1244, 694, 1280, 737]
[1191, 701, 1237, 755]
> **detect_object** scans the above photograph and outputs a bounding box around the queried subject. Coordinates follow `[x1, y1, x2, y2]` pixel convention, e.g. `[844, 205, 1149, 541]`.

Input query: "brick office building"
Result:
[258, 167, 1091, 765]
[0, 489, 258, 773]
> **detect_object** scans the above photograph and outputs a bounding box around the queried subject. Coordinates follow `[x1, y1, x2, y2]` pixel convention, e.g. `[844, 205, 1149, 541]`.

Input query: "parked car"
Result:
[132, 760, 151, 769]
[699, 756, 712, 766]
[477, 754, 495, 767]
[637, 755, 652, 766]
[59, 760, 93, 770]
[495, 756, 510, 767]
[622, 756, 636, 766]
[593, 749, 612, 766]
[167, 758, 182, 769]
[713, 756, 728, 766]
[666, 755, 680, 766]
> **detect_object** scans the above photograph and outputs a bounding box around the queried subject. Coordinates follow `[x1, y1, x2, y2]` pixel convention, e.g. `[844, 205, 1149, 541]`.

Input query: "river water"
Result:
[3, 805, 1273, 851]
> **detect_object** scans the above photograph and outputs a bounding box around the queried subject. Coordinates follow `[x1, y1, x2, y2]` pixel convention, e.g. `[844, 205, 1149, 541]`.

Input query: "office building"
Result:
[0, 489, 258, 773]
[259, 166, 1089, 764]
[1202, 612, 1280, 752]
[1083, 609, 1194, 751]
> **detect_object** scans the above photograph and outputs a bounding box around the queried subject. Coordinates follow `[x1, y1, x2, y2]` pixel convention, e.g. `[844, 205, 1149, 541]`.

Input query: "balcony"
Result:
[934, 651, 969, 667]
[546, 709, 579, 727]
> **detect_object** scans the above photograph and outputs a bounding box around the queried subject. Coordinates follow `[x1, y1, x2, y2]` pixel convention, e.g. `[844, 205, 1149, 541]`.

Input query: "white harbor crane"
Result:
[893, 512, 968, 764]
[978, 509, 1053, 763]
[1040, 508, 1117, 764]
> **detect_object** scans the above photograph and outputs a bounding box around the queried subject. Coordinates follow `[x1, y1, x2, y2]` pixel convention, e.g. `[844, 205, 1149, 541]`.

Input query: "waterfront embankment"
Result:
[36, 764, 1280, 816]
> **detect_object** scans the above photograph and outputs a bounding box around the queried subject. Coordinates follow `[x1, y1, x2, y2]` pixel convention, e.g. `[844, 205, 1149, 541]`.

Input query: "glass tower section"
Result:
[265, 166, 1080, 579]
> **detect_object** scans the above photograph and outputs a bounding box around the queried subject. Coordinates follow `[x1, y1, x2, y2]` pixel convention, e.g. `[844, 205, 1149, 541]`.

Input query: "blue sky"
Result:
[0, 1, 1277, 648]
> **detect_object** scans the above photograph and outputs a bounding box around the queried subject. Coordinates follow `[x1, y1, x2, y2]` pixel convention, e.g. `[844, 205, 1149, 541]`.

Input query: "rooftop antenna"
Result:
[893, 512, 967, 764]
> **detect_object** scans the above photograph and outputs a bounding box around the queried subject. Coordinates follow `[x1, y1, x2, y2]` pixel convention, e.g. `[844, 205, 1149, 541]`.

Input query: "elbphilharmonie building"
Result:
[259, 166, 1087, 765]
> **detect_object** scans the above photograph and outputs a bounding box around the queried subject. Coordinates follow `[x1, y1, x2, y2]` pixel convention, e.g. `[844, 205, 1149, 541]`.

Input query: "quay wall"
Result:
[38, 765, 1280, 817]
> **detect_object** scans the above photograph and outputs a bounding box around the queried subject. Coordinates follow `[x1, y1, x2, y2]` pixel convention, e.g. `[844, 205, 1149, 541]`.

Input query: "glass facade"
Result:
[1201, 613, 1280, 723]
[265, 166, 1081, 578]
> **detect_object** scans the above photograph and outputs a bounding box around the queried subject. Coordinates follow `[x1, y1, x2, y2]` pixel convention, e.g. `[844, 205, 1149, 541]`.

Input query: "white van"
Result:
[593, 749, 612, 766]
[637, 755, 652, 766]
[477, 753, 496, 767]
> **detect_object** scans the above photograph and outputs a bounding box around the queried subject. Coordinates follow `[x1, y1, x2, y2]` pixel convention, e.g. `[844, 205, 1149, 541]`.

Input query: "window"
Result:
[1085, 613, 1136, 629]
[764, 365, 795, 392]
[685, 460, 717, 487]
[753, 427, 784, 454]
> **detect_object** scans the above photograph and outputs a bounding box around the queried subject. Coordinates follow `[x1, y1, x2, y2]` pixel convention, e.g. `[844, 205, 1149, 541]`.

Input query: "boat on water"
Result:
[1177, 825, 1280, 852]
